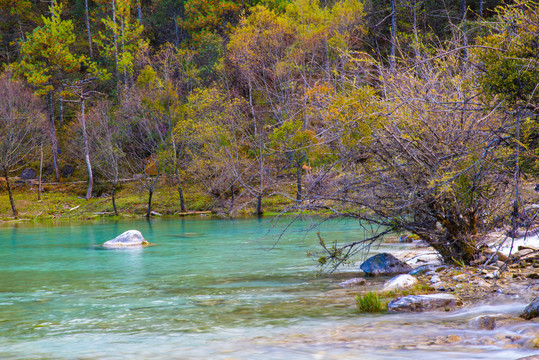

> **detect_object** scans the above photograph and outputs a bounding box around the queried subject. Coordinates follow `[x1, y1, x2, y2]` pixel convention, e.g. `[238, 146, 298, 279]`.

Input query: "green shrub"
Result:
[356, 291, 385, 312]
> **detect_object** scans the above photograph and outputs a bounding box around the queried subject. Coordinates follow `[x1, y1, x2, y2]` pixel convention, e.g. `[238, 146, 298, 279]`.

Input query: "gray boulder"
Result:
[103, 230, 149, 248]
[409, 264, 440, 275]
[470, 315, 496, 330]
[360, 253, 412, 276]
[388, 294, 461, 312]
[20, 168, 36, 180]
[338, 278, 367, 287]
[521, 297, 539, 320]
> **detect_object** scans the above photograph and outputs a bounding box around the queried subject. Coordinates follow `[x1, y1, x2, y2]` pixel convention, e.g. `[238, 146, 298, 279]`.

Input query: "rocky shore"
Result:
[330, 232, 539, 354]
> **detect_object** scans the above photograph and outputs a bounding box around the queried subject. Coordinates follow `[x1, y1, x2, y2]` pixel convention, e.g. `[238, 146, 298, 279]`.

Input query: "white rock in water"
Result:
[382, 274, 418, 292]
[103, 230, 149, 247]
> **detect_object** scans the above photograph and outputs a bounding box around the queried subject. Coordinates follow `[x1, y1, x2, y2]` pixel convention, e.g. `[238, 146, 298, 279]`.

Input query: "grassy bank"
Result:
[0, 178, 295, 221]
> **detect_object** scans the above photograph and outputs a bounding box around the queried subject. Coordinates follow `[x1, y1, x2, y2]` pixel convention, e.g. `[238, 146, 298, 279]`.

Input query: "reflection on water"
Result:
[0, 217, 537, 359]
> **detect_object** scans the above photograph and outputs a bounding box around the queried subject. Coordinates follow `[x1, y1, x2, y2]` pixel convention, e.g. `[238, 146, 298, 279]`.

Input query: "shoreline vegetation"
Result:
[0, 176, 293, 222]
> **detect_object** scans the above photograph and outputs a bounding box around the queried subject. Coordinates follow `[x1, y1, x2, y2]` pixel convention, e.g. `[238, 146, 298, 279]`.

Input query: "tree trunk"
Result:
[38, 143, 43, 201]
[3, 167, 18, 218]
[112, 0, 119, 81]
[174, 17, 180, 46]
[81, 97, 93, 200]
[137, 0, 142, 23]
[85, 0, 93, 58]
[48, 91, 60, 181]
[229, 184, 235, 213]
[461, 0, 467, 59]
[59, 95, 64, 127]
[112, 182, 118, 216]
[390, 0, 397, 72]
[478, 0, 483, 18]
[120, 15, 128, 88]
[296, 163, 302, 201]
[256, 193, 263, 216]
[174, 170, 186, 212]
[146, 188, 153, 218]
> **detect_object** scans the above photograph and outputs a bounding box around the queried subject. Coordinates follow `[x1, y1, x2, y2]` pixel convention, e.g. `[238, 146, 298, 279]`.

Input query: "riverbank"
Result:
[0, 178, 295, 221]
[326, 233, 539, 353]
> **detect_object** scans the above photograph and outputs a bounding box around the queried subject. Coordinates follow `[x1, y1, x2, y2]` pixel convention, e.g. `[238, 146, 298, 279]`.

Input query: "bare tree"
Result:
[300, 52, 512, 267]
[87, 100, 126, 215]
[119, 88, 166, 218]
[0, 72, 46, 217]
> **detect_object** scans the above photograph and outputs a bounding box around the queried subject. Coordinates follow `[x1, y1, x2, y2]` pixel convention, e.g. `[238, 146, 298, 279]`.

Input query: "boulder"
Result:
[20, 168, 36, 180]
[409, 264, 440, 275]
[521, 297, 539, 320]
[382, 274, 418, 292]
[470, 315, 496, 330]
[338, 278, 367, 287]
[103, 230, 149, 248]
[61, 165, 75, 178]
[387, 294, 461, 312]
[360, 253, 412, 277]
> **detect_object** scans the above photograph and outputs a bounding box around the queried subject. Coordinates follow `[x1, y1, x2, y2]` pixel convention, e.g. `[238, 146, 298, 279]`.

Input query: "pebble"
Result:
[452, 274, 467, 282]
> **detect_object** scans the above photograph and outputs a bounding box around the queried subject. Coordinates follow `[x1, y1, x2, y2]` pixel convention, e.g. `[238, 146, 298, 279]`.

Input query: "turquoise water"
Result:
[0, 217, 537, 359]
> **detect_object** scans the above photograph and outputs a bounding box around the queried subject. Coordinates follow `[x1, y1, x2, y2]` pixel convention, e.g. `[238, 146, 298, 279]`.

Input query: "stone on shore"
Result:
[103, 230, 149, 248]
[521, 297, 539, 320]
[338, 278, 367, 287]
[20, 168, 36, 180]
[382, 274, 418, 292]
[409, 264, 441, 275]
[360, 253, 412, 277]
[387, 294, 461, 312]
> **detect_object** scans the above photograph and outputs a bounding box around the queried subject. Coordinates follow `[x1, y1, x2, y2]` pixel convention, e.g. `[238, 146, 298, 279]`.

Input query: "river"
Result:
[0, 217, 536, 359]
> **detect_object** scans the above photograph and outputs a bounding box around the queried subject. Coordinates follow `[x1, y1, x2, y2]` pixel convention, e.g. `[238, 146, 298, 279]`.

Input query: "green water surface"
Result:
[0, 217, 536, 359]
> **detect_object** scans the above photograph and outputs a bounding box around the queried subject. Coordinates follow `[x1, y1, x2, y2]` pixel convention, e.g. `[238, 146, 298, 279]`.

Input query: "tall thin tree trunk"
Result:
[390, 0, 397, 72]
[137, 0, 142, 23]
[256, 194, 263, 216]
[174, 17, 180, 46]
[59, 95, 64, 127]
[296, 162, 302, 202]
[38, 143, 43, 201]
[479, 0, 483, 18]
[112, 182, 118, 216]
[85, 0, 93, 58]
[120, 15, 128, 88]
[146, 188, 153, 218]
[229, 185, 235, 214]
[461, 0, 467, 59]
[48, 91, 60, 181]
[112, 0, 119, 81]
[17, 17, 25, 42]
[81, 97, 93, 200]
[175, 169, 186, 212]
[3, 167, 18, 218]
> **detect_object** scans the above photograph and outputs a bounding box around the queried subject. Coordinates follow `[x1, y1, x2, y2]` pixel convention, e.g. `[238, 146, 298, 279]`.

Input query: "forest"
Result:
[1, 0, 539, 265]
